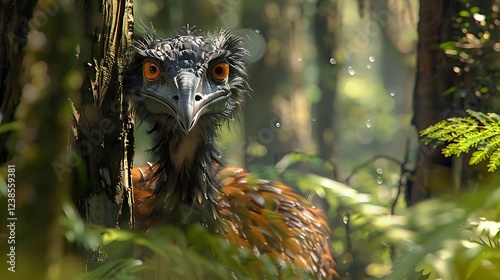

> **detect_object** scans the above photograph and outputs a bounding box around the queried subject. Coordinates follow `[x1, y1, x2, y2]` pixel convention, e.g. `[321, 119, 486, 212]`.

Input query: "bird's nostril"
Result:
[173, 95, 179, 101]
[177, 116, 185, 129]
[194, 95, 202, 101]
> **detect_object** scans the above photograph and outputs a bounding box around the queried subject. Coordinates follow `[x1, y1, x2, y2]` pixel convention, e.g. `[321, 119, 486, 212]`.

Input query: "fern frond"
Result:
[487, 147, 500, 172]
[421, 110, 500, 172]
[442, 142, 469, 157]
[470, 147, 492, 165]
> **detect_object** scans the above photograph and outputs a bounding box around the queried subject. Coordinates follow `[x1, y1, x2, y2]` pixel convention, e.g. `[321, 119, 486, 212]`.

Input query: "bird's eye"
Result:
[143, 60, 161, 81]
[210, 61, 229, 82]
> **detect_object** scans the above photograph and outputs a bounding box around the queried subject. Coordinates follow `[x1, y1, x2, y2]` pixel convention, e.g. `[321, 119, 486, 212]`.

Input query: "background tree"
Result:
[0, 0, 134, 278]
[0, 1, 37, 163]
[0, 1, 81, 279]
[410, 0, 500, 204]
[314, 0, 339, 171]
[410, 1, 460, 204]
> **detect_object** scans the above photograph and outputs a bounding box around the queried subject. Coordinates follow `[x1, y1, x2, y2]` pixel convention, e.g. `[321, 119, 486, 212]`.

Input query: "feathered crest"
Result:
[173, 24, 203, 36]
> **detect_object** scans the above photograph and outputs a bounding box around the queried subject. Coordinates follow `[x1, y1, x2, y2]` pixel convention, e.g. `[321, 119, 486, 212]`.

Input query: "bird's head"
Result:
[124, 27, 250, 134]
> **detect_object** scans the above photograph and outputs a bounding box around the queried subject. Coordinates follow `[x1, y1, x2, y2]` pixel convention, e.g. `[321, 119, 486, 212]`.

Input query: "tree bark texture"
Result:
[409, 1, 459, 204]
[0, 0, 37, 163]
[70, 0, 135, 267]
[314, 0, 338, 173]
[0, 0, 135, 275]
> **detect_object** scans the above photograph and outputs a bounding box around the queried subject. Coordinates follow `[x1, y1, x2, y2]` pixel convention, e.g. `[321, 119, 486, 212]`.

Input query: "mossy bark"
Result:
[0, 0, 135, 277]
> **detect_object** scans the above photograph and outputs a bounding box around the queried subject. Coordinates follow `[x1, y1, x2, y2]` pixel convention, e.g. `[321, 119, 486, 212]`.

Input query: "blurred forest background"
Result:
[1, 0, 500, 279]
[133, 0, 417, 180]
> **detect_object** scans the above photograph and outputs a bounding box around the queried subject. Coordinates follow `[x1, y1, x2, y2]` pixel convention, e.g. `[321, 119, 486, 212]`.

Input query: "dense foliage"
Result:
[53, 160, 500, 279]
[421, 110, 500, 172]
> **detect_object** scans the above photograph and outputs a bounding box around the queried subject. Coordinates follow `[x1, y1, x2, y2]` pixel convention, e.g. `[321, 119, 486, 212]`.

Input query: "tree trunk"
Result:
[409, 1, 458, 204]
[0, 1, 80, 279]
[69, 0, 135, 268]
[0, 0, 37, 163]
[0, 0, 135, 276]
[314, 0, 339, 174]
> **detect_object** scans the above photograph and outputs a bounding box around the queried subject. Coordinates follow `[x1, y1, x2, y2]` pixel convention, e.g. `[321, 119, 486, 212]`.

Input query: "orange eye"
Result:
[211, 61, 229, 82]
[143, 60, 161, 81]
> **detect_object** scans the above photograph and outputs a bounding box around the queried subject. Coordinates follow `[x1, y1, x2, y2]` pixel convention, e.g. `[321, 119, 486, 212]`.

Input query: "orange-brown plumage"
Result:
[132, 164, 338, 279]
[125, 27, 338, 279]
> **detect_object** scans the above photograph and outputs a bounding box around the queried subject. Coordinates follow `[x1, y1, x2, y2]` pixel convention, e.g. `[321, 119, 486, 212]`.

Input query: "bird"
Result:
[123, 26, 339, 279]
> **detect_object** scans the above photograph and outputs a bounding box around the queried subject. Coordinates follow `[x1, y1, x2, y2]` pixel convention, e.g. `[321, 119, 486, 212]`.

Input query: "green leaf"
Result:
[439, 41, 458, 51]
[459, 10, 471, 17]
[0, 121, 22, 133]
[443, 86, 458, 95]
[0, 174, 6, 196]
[76, 259, 147, 280]
[422, 110, 500, 172]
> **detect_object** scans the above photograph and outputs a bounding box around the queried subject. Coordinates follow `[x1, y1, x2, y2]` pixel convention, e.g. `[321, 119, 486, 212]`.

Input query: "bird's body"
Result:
[124, 27, 338, 279]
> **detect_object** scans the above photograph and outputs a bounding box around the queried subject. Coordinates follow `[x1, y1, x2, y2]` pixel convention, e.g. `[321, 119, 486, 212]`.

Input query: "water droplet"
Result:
[329, 58, 337, 65]
[366, 64, 372, 69]
[343, 216, 349, 224]
[376, 168, 383, 174]
[255, 29, 261, 33]
[389, 91, 396, 97]
[376, 176, 383, 184]
[369, 56, 376, 62]
[365, 119, 372, 128]
[275, 122, 281, 128]
[347, 66, 355, 75]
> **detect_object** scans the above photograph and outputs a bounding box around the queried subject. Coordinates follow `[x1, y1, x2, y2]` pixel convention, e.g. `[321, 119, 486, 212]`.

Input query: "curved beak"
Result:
[140, 70, 231, 134]
[175, 71, 204, 134]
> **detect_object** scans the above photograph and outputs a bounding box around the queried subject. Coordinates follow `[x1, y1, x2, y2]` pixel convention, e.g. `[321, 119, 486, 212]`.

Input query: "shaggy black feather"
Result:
[123, 27, 250, 228]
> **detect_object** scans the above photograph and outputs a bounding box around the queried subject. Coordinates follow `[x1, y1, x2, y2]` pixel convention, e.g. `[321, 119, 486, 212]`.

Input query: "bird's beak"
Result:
[175, 71, 204, 134]
[141, 70, 230, 134]
[173, 71, 231, 134]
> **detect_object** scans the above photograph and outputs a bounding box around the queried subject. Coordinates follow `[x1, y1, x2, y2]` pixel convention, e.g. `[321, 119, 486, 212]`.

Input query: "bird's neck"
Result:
[150, 119, 222, 224]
